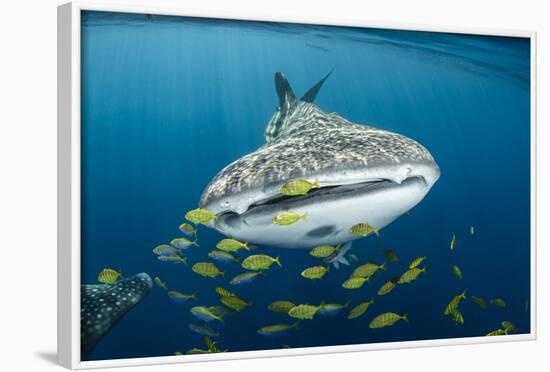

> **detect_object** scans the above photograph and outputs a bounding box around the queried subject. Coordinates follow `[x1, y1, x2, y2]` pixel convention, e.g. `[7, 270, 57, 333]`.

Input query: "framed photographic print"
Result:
[57, 1, 536, 369]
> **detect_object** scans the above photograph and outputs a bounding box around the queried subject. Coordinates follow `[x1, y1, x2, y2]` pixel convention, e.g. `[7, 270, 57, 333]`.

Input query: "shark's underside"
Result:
[199, 71, 440, 248]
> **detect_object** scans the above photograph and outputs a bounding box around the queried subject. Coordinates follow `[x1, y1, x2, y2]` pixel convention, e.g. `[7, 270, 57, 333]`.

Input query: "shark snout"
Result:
[403, 161, 440, 188]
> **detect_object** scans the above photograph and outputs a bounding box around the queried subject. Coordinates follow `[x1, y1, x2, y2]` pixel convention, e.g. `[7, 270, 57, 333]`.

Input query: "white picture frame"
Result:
[57, 1, 537, 369]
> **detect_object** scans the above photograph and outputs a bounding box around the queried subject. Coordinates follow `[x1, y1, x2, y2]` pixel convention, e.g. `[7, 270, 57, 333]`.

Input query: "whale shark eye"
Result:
[221, 200, 230, 208]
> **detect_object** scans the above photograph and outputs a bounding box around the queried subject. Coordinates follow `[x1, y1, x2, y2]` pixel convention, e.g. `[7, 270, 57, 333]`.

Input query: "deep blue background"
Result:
[81, 11, 531, 361]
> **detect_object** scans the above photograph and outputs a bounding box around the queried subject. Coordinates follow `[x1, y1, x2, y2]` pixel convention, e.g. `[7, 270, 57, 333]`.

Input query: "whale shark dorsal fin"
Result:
[265, 72, 297, 143]
[300, 69, 333, 103]
[275, 72, 296, 111]
[265, 70, 333, 144]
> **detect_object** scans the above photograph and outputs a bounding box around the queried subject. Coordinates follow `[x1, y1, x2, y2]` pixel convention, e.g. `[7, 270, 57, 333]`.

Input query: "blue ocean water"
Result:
[81, 11, 531, 361]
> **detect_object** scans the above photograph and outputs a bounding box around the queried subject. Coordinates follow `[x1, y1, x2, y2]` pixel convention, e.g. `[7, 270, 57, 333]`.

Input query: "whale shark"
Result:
[199, 71, 440, 248]
[81, 273, 153, 357]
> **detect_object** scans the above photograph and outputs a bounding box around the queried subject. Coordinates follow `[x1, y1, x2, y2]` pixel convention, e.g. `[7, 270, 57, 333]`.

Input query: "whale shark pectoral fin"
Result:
[330, 241, 352, 269]
[339, 241, 353, 256]
[275, 72, 296, 111]
[338, 256, 350, 266]
[300, 69, 334, 103]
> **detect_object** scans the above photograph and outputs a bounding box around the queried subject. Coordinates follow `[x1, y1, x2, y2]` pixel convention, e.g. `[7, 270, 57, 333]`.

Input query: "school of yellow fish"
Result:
[96, 178, 524, 354]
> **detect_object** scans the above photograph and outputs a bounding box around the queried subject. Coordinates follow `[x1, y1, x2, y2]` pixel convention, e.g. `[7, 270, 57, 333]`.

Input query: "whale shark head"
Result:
[81, 273, 153, 358]
[199, 72, 440, 248]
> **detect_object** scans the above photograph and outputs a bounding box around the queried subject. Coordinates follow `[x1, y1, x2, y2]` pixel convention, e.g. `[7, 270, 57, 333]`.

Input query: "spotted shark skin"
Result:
[81, 273, 153, 357]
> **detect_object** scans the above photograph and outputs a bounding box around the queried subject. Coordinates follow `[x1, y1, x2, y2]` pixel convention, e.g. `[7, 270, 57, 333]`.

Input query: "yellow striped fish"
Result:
[408, 256, 427, 269]
[348, 223, 380, 237]
[97, 268, 122, 284]
[450, 232, 456, 250]
[369, 312, 408, 328]
[214, 287, 235, 297]
[347, 300, 374, 320]
[444, 289, 467, 315]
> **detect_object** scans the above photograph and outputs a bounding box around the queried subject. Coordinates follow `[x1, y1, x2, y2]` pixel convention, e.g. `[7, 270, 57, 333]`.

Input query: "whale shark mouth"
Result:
[213, 175, 432, 248]
[244, 176, 426, 213]
[203, 153, 440, 247]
